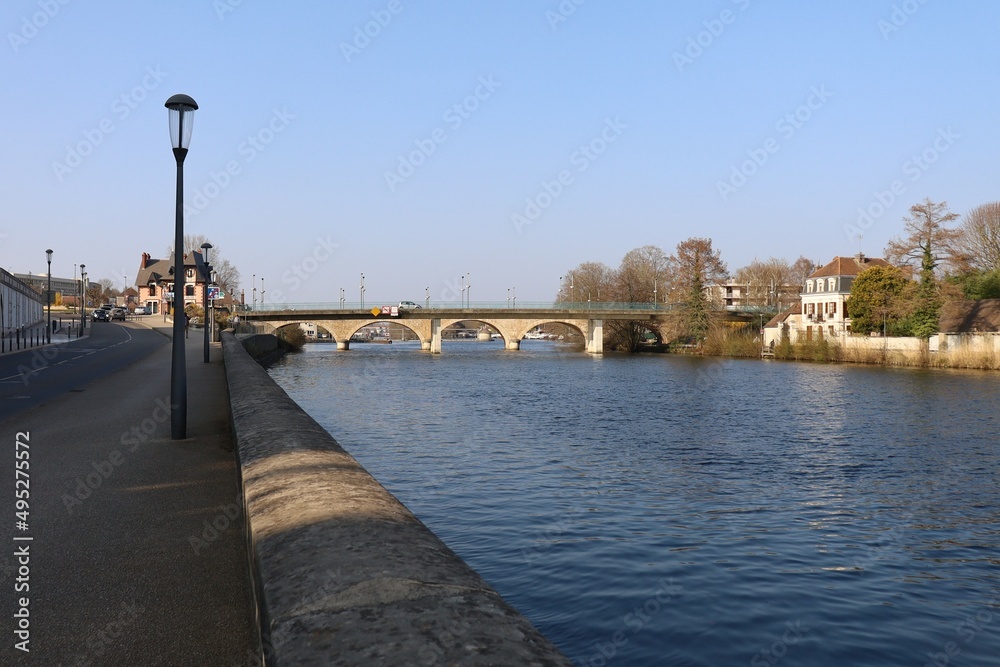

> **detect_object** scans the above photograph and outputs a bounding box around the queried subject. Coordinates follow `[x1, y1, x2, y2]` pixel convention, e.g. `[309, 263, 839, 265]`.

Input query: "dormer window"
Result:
[149, 283, 157, 297]
[806, 280, 814, 293]
[186, 268, 195, 279]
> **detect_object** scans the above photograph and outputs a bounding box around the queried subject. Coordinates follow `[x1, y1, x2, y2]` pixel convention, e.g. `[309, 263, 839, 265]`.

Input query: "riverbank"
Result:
[222, 331, 571, 665]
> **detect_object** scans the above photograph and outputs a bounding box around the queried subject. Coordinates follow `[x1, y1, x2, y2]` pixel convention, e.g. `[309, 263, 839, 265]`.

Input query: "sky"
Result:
[2, 1, 998, 305]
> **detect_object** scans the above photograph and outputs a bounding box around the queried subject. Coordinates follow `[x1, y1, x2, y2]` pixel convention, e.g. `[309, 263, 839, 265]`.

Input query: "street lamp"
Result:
[467, 271, 471, 307]
[80, 264, 86, 336]
[201, 242, 212, 363]
[425, 286, 429, 308]
[360, 273, 365, 309]
[165, 92, 198, 440]
[260, 276, 265, 305]
[45, 249, 53, 343]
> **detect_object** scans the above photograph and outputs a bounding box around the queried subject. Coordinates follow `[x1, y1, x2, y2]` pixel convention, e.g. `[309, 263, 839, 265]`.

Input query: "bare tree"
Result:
[955, 202, 1000, 273]
[789, 255, 816, 289]
[668, 237, 727, 341]
[884, 198, 962, 275]
[614, 245, 671, 305]
[734, 257, 792, 307]
[557, 261, 614, 304]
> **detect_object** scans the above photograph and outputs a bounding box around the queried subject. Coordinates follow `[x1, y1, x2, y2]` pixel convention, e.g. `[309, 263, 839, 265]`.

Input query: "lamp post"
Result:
[653, 278, 657, 308]
[165, 93, 198, 440]
[201, 242, 212, 363]
[45, 249, 53, 343]
[210, 269, 217, 348]
[80, 265, 86, 336]
[425, 286, 429, 308]
[252, 273, 256, 311]
[360, 273, 365, 309]
[260, 276, 265, 306]
[467, 271, 471, 307]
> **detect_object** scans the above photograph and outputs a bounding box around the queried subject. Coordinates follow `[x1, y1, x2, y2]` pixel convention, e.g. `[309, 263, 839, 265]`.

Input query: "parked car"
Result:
[92, 308, 109, 322]
[110, 308, 126, 321]
[133, 306, 148, 315]
[398, 301, 421, 310]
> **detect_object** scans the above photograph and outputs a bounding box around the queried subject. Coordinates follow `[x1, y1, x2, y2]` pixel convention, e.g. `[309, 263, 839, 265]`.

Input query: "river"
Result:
[268, 340, 1000, 666]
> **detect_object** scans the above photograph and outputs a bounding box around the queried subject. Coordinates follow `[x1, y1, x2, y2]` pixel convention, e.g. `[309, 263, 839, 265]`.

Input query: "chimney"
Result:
[141, 252, 150, 269]
[854, 252, 865, 264]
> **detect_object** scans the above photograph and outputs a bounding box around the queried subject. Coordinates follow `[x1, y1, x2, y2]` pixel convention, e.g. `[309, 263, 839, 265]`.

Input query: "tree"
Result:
[789, 256, 816, 290]
[668, 237, 728, 341]
[846, 265, 913, 336]
[556, 261, 614, 305]
[955, 201, 1000, 273]
[884, 199, 962, 338]
[605, 246, 670, 351]
[884, 198, 962, 275]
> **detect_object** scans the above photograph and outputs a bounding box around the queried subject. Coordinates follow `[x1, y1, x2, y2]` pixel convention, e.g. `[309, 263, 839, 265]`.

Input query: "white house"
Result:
[764, 253, 891, 347]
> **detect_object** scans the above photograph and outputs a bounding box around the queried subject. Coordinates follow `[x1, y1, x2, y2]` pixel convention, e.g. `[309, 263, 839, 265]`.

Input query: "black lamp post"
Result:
[201, 242, 212, 363]
[79, 264, 86, 336]
[165, 93, 198, 439]
[45, 249, 53, 343]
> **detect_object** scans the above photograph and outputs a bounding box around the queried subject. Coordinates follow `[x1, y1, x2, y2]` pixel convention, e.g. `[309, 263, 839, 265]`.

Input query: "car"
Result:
[398, 301, 421, 310]
[110, 308, 126, 321]
[92, 308, 109, 322]
[133, 306, 148, 315]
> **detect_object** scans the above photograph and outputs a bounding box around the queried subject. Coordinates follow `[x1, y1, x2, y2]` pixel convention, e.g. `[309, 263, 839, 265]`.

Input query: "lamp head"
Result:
[46, 248, 53, 263]
[164, 94, 199, 150]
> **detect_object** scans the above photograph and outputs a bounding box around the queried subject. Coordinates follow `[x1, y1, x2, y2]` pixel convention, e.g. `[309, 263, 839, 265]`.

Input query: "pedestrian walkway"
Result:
[0, 319, 258, 664]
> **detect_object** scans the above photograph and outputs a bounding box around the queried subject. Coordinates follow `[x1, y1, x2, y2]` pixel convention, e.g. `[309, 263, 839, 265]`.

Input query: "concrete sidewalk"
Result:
[0, 319, 258, 664]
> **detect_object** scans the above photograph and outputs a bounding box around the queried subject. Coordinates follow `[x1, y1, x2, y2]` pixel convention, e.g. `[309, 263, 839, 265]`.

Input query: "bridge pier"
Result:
[336, 340, 350, 351]
[506, 339, 520, 351]
[586, 319, 604, 355]
[430, 319, 442, 354]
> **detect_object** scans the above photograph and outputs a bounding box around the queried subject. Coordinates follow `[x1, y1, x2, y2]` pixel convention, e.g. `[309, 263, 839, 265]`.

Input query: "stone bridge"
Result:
[242, 307, 680, 355]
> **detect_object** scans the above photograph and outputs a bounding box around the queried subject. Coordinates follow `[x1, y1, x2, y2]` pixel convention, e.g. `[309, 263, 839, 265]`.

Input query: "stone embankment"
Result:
[222, 331, 570, 665]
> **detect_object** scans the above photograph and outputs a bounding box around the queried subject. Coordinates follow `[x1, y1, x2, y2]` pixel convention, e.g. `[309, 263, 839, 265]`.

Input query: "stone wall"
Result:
[222, 332, 570, 665]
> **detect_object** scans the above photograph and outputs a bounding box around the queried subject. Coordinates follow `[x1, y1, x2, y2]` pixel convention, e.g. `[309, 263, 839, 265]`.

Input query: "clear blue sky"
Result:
[2, 1, 998, 303]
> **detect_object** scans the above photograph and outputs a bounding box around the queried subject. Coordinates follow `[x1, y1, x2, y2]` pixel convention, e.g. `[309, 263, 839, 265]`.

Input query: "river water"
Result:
[268, 340, 1000, 666]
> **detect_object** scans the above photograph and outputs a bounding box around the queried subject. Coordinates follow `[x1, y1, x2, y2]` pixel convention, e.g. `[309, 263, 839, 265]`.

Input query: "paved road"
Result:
[0, 321, 258, 665]
[0, 321, 167, 423]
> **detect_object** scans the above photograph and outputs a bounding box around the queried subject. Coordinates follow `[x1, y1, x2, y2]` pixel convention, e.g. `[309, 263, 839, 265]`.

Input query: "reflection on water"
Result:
[270, 341, 1000, 666]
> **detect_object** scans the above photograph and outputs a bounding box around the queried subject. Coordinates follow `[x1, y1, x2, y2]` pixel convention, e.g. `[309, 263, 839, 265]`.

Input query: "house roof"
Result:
[938, 299, 1000, 333]
[135, 251, 206, 286]
[765, 302, 800, 328]
[809, 254, 891, 279]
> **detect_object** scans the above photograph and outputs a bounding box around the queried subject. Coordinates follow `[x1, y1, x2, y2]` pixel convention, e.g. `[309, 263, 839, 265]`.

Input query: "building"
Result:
[1, 268, 44, 332]
[133, 250, 212, 315]
[14, 272, 82, 305]
[764, 253, 891, 347]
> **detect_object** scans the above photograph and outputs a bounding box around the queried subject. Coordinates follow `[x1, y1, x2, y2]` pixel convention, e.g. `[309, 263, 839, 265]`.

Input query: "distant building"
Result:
[14, 272, 81, 304]
[764, 253, 892, 347]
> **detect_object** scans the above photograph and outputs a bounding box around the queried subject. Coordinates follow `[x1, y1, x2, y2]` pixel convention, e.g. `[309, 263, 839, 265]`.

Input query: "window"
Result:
[806, 280, 814, 293]
[807, 303, 815, 315]
[148, 284, 156, 297]
[828, 278, 836, 292]
[829, 302, 837, 315]
[185, 285, 195, 297]
[186, 268, 194, 279]
[802, 304, 808, 315]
